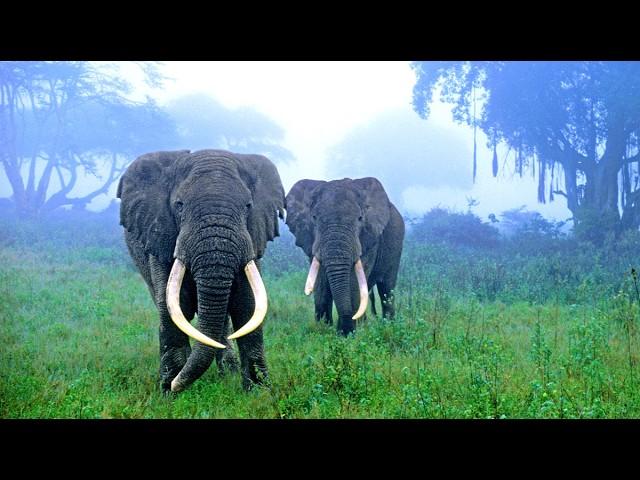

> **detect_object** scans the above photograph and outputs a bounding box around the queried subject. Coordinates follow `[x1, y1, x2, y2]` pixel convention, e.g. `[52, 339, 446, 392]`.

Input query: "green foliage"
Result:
[1, 61, 177, 216]
[500, 206, 566, 240]
[409, 207, 500, 248]
[573, 206, 621, 245]
[411, 61, 640, 236]
[404, 207, 640, 305]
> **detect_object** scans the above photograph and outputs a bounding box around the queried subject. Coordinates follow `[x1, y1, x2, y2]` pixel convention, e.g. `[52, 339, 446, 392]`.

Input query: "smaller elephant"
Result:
[117, 149, 285, 393]
[285, 177, 405, 335]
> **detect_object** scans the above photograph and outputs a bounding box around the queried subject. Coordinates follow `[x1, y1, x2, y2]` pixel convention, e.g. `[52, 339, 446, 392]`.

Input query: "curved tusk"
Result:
[352, 259, 368, 320]
[166, 258, 226, 349]
[228, 260, 268, 340]
[304, 256, 321, 295]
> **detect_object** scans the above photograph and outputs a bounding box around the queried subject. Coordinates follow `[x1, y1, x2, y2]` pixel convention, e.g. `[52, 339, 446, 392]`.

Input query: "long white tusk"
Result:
[228, 260, 268, 340]
[305, 256, 321, 295]
[352, 259, 368, 320]
[166, 258, 226, 349]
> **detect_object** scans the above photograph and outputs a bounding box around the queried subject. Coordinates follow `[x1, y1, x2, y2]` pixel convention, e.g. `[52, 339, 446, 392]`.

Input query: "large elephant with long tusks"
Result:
[117, 149, 284, 393]
[285, 177, 405, 336]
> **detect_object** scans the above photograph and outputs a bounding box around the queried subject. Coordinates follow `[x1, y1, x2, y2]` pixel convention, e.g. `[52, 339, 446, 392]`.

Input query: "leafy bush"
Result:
[409, 207, 500, 248]
[402, 206, 640, 304]
[572, 206, 620, 246]
[499, 206, 566, 239]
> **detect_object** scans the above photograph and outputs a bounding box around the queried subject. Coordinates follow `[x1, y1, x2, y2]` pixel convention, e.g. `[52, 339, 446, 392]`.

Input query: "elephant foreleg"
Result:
[229, 261, 269, 390]
[149, 255, 194, 393]
[377, 280, 396, 320]
[369, 287, 378, 317]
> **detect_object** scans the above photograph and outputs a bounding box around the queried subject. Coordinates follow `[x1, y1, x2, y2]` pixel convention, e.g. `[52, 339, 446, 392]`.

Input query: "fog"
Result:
[0, 61, 572, 223]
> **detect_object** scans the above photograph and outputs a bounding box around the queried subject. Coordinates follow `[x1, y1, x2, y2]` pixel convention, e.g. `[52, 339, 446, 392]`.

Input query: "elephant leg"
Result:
[314, 272, 333, 325]
[369, 286, 378, 317]
[149, 256, 193, 393]
[214, 316, 239, 375]
[377, 280, 396, 320]
[229, 261, 269, 390]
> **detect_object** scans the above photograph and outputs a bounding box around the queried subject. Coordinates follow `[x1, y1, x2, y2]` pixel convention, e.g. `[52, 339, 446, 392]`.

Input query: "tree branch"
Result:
[548, 120, 593, 169]
[624, 152, 640, 165]
[44, 153, 123, 212]
[552, 190, 568, 199]
[54, 165, 68, 191]
[41, 158, 78, 212]
[1, 156, 26, 202]
[34, 153, 57, 209]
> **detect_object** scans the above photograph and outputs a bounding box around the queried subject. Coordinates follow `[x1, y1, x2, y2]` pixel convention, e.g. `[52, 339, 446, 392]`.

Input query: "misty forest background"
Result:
[1, 61, 640, 418]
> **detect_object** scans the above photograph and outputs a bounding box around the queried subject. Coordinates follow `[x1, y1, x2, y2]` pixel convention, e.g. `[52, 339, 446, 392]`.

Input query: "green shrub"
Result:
[409, 207, 500, 248]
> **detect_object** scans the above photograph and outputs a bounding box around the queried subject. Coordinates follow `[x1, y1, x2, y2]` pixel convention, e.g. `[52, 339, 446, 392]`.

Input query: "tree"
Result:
[410, 207, 500, 248]
[499, 206, 565, 239]
[411, 61, 640, 243]
[0, 61, 177, 217]
[166, 93, 294, 164]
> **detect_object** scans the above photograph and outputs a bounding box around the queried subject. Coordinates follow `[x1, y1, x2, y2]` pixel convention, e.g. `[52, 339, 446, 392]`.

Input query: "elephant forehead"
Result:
[189, 158, 238, 178]
[316, 187, 360, 207]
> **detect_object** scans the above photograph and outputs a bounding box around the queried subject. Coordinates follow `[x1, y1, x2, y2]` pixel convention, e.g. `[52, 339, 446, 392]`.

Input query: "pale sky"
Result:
[149, 61, 570, 221]
[1, 61, 572, 222]
[153, 61, 422, 183]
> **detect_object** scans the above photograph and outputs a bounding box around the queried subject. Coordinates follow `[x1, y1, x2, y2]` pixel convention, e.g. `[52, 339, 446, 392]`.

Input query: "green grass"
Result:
[1, 214, 639, 418]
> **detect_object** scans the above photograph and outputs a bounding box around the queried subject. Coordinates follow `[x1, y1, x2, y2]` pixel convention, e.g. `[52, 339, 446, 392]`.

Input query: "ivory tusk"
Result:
[305, 257, 321, 295]
[228, 260, 268, 340]
[166, 258, 226, 349]
[352, 259, 368, 320]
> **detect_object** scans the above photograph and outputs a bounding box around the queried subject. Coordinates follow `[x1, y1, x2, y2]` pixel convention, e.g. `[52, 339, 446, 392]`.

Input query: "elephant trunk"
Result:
[316, 228, 368, 335]
[170, 268, 235, 392]
[326, 262, 355, 335]
[169, 223, 244, 392]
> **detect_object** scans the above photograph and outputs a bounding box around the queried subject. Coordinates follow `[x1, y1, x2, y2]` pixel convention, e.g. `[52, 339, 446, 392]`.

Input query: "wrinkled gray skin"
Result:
[285, 178, 405, 336]
[117, 149, 285, 393]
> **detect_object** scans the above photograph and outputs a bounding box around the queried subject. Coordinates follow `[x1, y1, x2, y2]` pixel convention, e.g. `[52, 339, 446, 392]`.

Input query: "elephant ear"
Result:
[353, 177, 391, 240]
[232, 153, 286, 260]
[117, 150, 190, 264]
[285, 179, 325, 257]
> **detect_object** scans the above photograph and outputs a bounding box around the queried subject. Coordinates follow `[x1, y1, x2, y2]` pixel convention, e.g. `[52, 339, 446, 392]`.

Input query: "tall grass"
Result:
[1, 211, 639, 418]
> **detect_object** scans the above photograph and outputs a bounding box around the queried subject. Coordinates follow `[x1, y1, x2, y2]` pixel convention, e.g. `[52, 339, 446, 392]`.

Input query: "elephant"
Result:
[285, 177, 405, 336]
[117, 149, 285, 393]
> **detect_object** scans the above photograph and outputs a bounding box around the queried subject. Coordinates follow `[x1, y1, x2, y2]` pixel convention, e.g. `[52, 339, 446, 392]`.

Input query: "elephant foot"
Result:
[242, 361, 269, 391]
[337, 316, 355, 336]
[315, 310, 333, 325]
[159, 344, 191, 393]
[216, 347, 240, 375]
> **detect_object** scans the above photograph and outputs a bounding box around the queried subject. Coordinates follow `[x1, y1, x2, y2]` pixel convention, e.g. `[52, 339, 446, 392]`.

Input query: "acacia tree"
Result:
[411, 61, 640, 242]
[0, 61, 176, 217]
[166, 93, 294, 164]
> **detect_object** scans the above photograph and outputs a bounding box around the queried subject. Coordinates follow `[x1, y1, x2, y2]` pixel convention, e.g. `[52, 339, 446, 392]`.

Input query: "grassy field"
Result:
[1, 211, 639, 418]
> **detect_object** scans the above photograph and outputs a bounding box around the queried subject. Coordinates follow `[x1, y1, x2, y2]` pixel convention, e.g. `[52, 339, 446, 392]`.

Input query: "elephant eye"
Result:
[175, 201, 184, 214]
[358, 216, 363, 222]
[246, 202, 253, 210]
[312, 215, 317, 221]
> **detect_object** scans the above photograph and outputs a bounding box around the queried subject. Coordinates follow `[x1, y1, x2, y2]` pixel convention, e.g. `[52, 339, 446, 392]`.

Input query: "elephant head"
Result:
[117, 149, 284, 391]
[285, 177, 393, 335]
